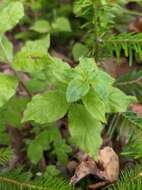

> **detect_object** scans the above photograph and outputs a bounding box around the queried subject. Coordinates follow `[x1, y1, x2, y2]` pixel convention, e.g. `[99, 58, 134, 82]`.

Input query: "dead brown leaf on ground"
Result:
[130, 103, 142, 117]
[70, 147, 119, 189]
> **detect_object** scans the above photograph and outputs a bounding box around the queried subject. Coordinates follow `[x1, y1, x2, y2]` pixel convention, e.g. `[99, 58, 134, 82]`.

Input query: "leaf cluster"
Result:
[0, 1, 141, 190]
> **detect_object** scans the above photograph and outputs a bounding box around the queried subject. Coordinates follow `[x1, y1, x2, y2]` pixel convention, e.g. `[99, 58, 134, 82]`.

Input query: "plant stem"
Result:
[92, 0, 100, 62]
[0, 177, 48, 190]
[122, 8, 142, 17]
[107, 113, 120, 138]
[116, 77, 142, 86]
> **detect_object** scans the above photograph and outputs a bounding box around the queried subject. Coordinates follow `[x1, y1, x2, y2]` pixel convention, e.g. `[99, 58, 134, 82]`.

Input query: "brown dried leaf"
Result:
[67, 160, 78, 175]
[88, 181, 108, 190]
[70, 157, 97, 185]
[100, 58, 133, 78]
[129, 17, 142, 33]
[130, 103, 142, 117]
[97, 147, 119, 182]
[70, 147, 119, 186]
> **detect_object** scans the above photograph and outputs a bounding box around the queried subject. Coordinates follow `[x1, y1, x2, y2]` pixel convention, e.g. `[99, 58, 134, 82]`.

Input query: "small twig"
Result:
[92, 0, 100, 62]
[12, 68, 32, 97]
[116, 77, 142, 86]
[105, 38, 142, 43]
[88, 181, 108, 190]
[122, 8, 142, 17]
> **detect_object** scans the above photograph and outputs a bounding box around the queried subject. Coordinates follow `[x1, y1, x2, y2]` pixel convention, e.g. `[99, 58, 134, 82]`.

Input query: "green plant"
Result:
[116, 70, 142, 102]
[0, 148, 12, 166]
[0, 168, 77, 190]
[0, 0, 142, 189]
[73, 0, 142, 64]
[27, 125, 71, 165]
[105, 165, 142, 190]
[14, 52, 137, 159]
[0, 0, 137, 162]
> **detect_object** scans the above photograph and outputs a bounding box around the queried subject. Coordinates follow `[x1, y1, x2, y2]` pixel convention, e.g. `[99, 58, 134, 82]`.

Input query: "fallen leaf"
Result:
[88, 181, 108, 190]
[129, 17, 142, 33]
[100, 58, 134, 78]
[97, 147, 119, 182]
[67, 160, 78, 175]
[70, 156, 97, 185]
[130, 103, 142, 117]
[70, 147, 119, 187]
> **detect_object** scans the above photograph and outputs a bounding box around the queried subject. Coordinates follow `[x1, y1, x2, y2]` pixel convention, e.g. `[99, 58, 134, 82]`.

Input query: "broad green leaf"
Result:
[91, 70, 115, 101]
[0, 35, 13, 63]
[26, 78, 49, 93]
[68, 104, 102, 159]
[66, 78, 90, 102]
[30, 1, 43, 10]
[76, 57, 98, 77]
[48, 57, 71, 83]
[0, 97, 29, 127]
[73, 57, 98, 87]
[23, 90, 69, 124]
[72, 43, 88, 60]
[91, 70, 115, 87]
[28, 126, 69, 164]
[44, 165, 60, 177]
[67, 58, 98, 99]
[12, 35, 51, 73]
[54, 139, 71, 164]
[52, 126, 71, 164]
[28, 130, 50, 164]
[25, 35, 50, 52]
[106, 87, 137, 113]
[30, 20, 51, 33]
[13, 51, 48, 73]
[0, 2, 24, 34]
[52, 17, 72, 32]
[28, 144, 43, 164]
[0, 73, 18, 108]
[83, 89, 106, 123]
